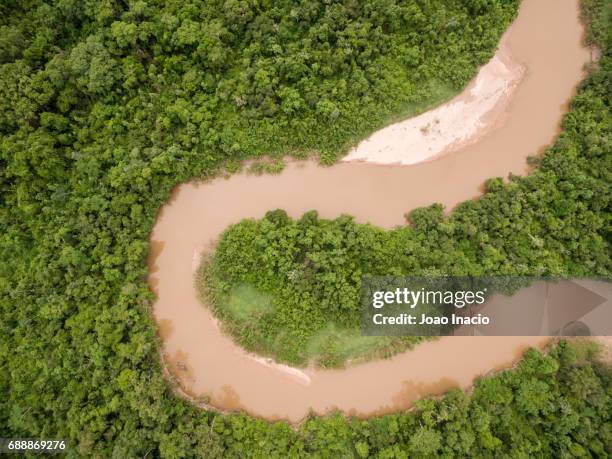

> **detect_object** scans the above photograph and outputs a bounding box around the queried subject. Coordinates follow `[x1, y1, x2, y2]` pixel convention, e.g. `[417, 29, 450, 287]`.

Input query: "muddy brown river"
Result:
[149, 0, 590, 422]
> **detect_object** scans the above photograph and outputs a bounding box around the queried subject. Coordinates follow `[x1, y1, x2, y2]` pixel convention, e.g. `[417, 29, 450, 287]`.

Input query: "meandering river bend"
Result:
[148, 0, 591, 422]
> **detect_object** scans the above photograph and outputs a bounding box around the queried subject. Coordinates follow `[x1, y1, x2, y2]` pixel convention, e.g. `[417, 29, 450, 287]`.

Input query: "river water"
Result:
[148, 0, 590, 422]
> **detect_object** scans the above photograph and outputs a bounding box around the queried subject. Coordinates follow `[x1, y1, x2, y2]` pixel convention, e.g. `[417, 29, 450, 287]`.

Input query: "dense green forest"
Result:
[1, 0, 610, 457]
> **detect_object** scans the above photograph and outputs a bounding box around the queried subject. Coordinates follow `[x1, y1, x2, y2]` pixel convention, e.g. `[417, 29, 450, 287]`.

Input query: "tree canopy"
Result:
[0, 0, 610, 457]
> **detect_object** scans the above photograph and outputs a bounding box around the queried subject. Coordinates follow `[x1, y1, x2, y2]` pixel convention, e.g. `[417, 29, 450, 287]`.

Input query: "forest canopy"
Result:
[0, 0, 610, 457]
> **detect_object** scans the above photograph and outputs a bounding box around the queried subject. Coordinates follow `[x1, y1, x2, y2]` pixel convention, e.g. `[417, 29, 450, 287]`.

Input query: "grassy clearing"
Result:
[306, 325, 423, 368]
[225, 284, 275, 321]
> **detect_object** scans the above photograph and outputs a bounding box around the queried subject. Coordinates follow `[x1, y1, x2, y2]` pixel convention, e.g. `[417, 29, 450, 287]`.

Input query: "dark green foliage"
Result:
[301, 342, 611, 458]
[0, 0, 610, 457]
[0, 0, 519, 164]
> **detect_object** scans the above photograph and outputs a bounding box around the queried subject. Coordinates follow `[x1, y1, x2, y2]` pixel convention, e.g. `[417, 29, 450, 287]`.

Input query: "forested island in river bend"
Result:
[1, 0, 610, 457]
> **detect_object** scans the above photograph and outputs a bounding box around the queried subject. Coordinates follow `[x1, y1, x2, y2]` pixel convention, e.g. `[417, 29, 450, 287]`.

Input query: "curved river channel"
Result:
[149, 0, 591, 422]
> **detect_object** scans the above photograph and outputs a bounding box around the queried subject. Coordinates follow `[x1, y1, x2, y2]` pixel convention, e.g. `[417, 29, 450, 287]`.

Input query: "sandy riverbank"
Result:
[342, 25, 525, 165]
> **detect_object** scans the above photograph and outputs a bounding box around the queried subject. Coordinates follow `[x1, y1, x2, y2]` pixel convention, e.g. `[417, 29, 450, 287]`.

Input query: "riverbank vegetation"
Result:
[1, 0, 610, 457]
[299, 340, 612, 458]
[198, 218, 427, 367]
[202, 47, 611, 365]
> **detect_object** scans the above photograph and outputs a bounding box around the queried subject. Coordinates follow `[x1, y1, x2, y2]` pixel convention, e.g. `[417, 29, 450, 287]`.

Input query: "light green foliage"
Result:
[225, 284, 275, 320]
[306, 325, 399, 368]
[203, 212, 422, 365]
[580, 0, 611, 46]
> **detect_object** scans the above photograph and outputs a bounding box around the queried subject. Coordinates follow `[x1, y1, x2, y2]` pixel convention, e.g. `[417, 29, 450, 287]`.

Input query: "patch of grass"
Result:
[247, 157, 286, 175]
[307, 325, 389, 367]
[225, 284, 275, 320]
[306, 325, 425, 368]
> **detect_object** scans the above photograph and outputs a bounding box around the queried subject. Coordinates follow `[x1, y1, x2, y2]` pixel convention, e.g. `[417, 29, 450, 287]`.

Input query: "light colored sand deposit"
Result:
[342, 28, 525, 165]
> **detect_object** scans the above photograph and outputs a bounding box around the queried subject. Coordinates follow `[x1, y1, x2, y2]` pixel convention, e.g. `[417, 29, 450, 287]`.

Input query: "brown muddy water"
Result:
[148, 0, 590, 422]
